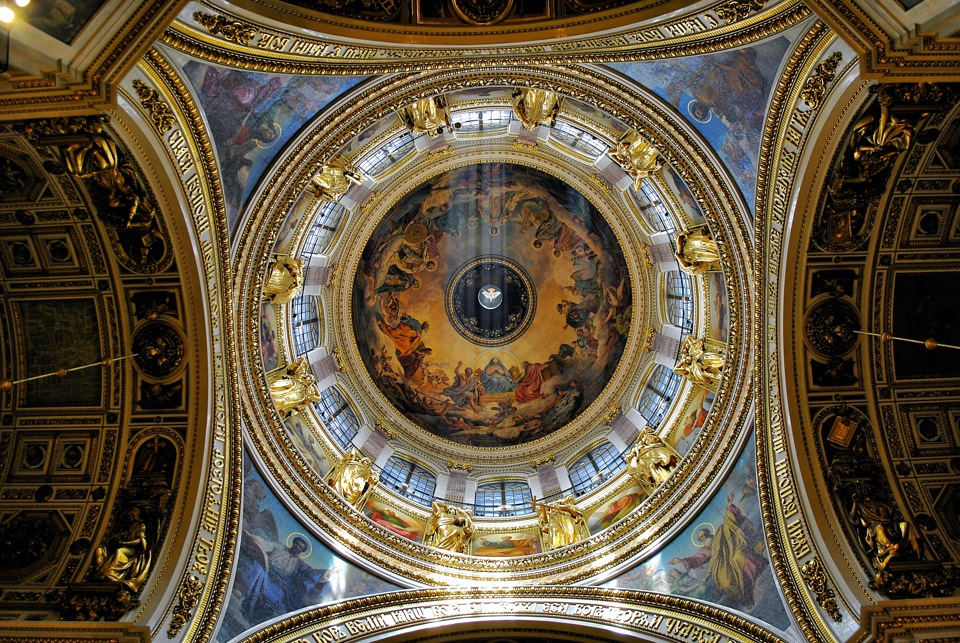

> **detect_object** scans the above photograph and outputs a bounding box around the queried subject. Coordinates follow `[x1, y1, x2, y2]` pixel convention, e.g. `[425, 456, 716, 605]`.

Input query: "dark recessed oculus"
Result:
[446, 256, 535, 347]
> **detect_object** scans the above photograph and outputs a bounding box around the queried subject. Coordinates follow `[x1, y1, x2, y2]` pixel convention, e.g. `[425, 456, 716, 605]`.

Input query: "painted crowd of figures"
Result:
[353, 163, 632, 446]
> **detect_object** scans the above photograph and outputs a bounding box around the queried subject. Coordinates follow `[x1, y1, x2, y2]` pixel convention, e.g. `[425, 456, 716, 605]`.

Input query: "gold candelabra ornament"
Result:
[855, 330, 960, 351]
[0, 353, 139, 391]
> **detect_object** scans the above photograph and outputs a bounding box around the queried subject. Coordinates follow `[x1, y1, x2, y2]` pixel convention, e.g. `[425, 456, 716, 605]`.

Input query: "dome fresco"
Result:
[352, 162, 632, 447]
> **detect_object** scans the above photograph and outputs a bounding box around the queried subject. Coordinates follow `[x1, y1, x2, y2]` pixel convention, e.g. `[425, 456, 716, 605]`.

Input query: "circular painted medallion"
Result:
[447, 256, 536, 346]
[352, 163, 632, 447]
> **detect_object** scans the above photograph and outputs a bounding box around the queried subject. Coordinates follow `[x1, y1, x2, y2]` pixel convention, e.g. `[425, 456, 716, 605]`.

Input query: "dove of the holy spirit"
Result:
[479, 285, 502, 310]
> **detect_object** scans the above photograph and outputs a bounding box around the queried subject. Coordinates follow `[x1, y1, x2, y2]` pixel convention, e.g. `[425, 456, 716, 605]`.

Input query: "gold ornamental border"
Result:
[753, 19, 867, 643]
[241, 587, 783, 643]
[133, 49, 242, 643]
[233, 64, 753, 586]
[162, 0, 810, 70]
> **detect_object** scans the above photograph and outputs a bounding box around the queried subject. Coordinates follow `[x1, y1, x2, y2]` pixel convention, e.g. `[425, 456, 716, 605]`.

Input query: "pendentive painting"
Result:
[352, 163, 632, 447]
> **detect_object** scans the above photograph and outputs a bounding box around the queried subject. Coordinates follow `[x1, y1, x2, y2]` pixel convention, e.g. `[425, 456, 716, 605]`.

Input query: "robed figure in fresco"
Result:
[669, 494, 768, 609]
[238, 533, 334, 624]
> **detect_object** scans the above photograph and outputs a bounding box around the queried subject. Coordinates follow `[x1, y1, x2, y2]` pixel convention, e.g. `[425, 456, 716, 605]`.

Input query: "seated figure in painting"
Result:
[424, 501, 474, 554]
[480, 357, 516, 393]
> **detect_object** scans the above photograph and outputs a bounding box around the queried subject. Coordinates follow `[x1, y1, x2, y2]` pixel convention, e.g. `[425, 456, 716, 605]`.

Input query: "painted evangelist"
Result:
[352, 163, 632, 447]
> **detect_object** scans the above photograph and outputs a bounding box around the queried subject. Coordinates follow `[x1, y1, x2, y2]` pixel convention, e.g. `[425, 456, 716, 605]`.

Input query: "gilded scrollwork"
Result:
[715, 0, 765, 25]
[801, 52, 843, 111]
[131, 80, 174, 134]
[193, 11, 259, 45]
[799, 556, 842, 622]
[167, 573, 204, 637]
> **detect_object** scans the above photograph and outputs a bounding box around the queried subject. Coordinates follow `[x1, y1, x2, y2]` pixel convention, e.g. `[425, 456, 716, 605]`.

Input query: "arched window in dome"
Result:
[290, 294, 320, 355]
[549, 119, 609, 158]
[635, 181, 676, 233]
[568, 442, 626, 497]
[665, 271, 693, 333]
[313, 386, 360, 450]
[302, 201, 345, 257]
[380, 455, 436, 506]
[474, 480, 534, 517]
[355, 132, 415, 177]
[452, 108, 513, 134]
[637, 365, 682, 428]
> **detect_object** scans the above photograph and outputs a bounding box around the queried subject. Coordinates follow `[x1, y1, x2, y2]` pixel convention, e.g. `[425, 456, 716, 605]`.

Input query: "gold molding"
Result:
[239, 587, 784, 643]
[161, 0, 810, 70]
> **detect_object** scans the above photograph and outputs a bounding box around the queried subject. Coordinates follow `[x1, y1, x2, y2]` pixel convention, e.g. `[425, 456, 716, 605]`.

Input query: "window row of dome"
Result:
[304, 364, 685, 516]
[298, 177, 676, 263]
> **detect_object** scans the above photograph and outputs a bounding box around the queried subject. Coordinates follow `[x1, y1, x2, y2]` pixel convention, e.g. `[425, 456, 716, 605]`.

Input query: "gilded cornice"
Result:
[0, 1, 187, 119]
[133, 49, 242, 643]
[232, 64, 755, 586]
[240, 587, 784, 643]
[755, 20, 861, 643]
[803, 0, 960, 79]
[161, 0, 810, 70]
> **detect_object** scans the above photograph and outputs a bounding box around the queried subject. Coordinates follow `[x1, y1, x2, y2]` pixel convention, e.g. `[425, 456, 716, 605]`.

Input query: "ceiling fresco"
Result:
[174, 54, 368, 233]
[606, 31, 800, 211]
[353, 162, 632, 447]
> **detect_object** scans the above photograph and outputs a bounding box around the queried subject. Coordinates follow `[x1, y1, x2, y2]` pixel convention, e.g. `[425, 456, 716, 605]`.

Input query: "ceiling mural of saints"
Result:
[353, 163, 632, 447]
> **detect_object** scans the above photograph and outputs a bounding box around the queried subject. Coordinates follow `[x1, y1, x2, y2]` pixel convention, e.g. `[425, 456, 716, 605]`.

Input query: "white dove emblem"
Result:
[479, 286, 502, 309]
